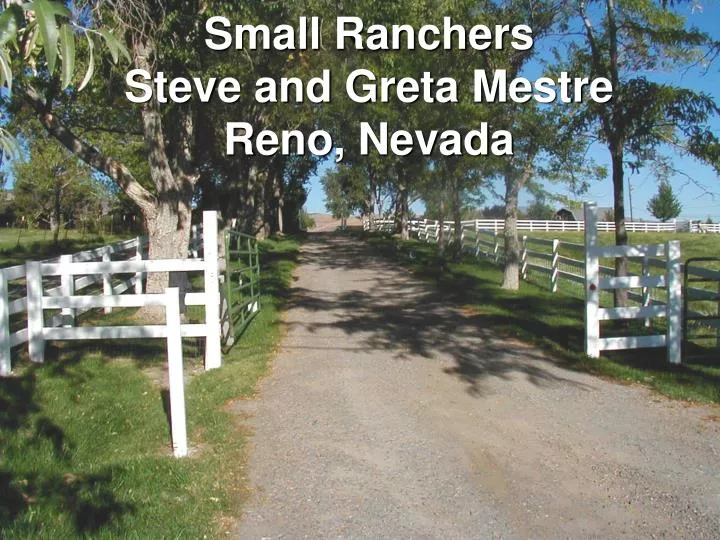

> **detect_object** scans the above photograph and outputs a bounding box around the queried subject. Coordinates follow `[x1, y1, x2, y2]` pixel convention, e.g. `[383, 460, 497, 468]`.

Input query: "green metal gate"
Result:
[683, 257, 720, 362]
[221, 229, 260, 351]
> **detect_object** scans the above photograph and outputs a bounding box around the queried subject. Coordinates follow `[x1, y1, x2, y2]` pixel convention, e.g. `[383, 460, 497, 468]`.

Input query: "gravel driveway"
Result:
[233, 234, 720, 539]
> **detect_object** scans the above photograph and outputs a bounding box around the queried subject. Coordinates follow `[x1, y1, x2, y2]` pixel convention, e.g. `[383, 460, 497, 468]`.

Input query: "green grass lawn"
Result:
[0, 235, 301, 538]
[365, 233, 720, 405]
[0, 228, 130, 267]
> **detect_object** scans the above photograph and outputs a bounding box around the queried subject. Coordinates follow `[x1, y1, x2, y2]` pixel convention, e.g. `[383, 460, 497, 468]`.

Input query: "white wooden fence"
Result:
[0, 211, 224, 456]
[584, 203, 683, 364]
[366, 217, 718, 234]
[406, 206, 720, 364]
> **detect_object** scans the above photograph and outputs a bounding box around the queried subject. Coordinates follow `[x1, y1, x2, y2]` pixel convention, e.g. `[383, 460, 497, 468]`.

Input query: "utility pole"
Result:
[627, 176, 634, 222]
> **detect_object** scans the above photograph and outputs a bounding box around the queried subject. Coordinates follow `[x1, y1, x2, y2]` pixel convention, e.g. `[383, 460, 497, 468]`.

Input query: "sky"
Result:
[305, 3, 720, 221]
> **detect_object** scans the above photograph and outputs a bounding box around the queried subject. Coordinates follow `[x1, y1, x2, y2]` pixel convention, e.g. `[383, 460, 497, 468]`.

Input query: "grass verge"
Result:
[0, 229, 129, 267]
[364, 233, 720, 405]
[0, 235, 301, 538]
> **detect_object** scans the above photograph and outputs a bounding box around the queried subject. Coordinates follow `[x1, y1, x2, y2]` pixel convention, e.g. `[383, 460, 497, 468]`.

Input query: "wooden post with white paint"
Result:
[102, 246, 112, 314]
[60, 254, 75, 327]
[584, 203, 600, 358]
[666, 240, 682, 364]
[135, 237, 144, 294]
[551, 239, 559, 293]
[203, 211, 222, 370]
[641, 256, 651, 328]
[165, 287, 188, 457]
[0, 270, 10, 376]
[26, 261, 45, 364]
[521, 236, 528, 281]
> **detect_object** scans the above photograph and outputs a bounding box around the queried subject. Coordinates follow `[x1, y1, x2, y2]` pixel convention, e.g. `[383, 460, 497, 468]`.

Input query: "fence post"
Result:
[666, 240, 682, 364]
[26, 261, 45, 364]
[584, 203, 600, 358]
[493, 232, 500, 264]
[0, 270, 10, 376]
[551, 239, 559, 293]
[60, 254, 75, 327]
[642, 256, 651, 328]
[203, 211, 222, 371]
[135, 237, 143, 294]
[165, 287, 188, 457]
[102, 246, 112, 314]
[521, 236, 528, 280]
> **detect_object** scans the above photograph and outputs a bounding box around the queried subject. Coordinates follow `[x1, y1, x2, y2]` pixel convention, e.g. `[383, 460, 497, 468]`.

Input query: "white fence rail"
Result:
[365, 217, 718, 234]
[584, 203, 683, 364]
[1, 211, 226, 457]
[407, 207, 719, 363]
[1, 211, 223, 378]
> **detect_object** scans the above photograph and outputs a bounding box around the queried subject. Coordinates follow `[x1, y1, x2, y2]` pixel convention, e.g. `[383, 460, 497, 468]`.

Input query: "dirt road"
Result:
[234, 234, 720, 539]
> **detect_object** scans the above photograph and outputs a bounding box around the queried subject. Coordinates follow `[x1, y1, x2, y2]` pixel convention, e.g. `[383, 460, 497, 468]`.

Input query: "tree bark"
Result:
[611, 141, 629, 307]
[502, 174, 522, 290]
[22, 38, 200, 297]
[51, 180, 61, 244]
[502, 162, 533, 290]
[398, 185, 409, 240]
[452, 176, 462, 259]
[438, 180, 446, 256]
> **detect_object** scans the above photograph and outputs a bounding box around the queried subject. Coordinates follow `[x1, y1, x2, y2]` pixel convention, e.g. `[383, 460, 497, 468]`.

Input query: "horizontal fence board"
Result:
[526, 249, 552, 260]
[9, 329, 28, 347]
[557, 270, 584, 283]
[600, 335, 667, 350]
[599, 275, 666, 290]
[74, 274, 104, 291]
[2, 265, 27, 281]
[558, 256, 583, 268]
[184, 292, 207, 306]
[8, 297, 27, 316]
[558, 241, 585, 249]
[44, 323, 208, 341]
[686, 318, 720, 329]
[593, 244, 666, 258]
[686, 287, 719, 302]
[41, 258, 206, 276]
[686, 265, 720, 281]
[524, 237, 555, 247]
[598, 305, 666, 321]
[43, 293, 169, 310]
[70, 238, 145, 262]
[528, 264, 552, 275]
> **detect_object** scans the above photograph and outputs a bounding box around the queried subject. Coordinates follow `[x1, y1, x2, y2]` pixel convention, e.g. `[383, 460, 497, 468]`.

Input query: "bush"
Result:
[299, 209, 315, 231]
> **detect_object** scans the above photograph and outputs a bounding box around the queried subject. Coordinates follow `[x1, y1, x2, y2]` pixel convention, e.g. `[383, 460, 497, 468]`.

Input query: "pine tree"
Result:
[647, 182, 683, 222]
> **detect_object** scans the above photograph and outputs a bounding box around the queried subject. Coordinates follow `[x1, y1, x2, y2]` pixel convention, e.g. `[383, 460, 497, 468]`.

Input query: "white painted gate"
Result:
[584, 203, 683, 364]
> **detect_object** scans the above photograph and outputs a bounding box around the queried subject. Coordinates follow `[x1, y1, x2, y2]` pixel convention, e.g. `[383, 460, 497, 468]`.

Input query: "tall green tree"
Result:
[569, 0, 720, 304]
[647, 181, 682, 222]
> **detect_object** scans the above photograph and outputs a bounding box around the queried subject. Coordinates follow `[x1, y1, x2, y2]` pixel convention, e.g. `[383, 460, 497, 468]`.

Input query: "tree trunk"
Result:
[277, 196, 284, 233]
[50, 214, 60, 244]
[611, 141, 629, 307]
[452, 177, 462, 259]
[398, 184, 409, 240]
[502, 174, 522, 290]
[438, 183, 446, 256]
[502, 161, 534, 290]
[51, 182, 61, 244]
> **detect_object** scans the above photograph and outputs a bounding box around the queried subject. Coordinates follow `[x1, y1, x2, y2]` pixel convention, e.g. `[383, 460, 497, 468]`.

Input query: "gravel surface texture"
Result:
[233, 234, 720, 539]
